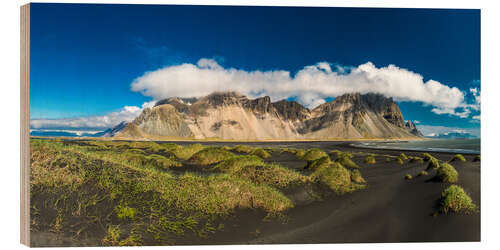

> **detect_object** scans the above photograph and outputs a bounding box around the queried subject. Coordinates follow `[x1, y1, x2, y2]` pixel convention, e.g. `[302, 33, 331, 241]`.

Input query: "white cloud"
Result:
[469, 87, 481, 111]
[131, 59, 475, 117]
[416, 125, 480, 137]
[31, 105, 142, 130]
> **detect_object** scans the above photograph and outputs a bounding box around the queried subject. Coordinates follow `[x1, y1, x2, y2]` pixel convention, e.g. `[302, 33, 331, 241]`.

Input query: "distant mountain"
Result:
[114, 91, 422, 140]
[405, 120, 423, 137]
[426, 131, 476, 139]
[95, 121, 128, 137]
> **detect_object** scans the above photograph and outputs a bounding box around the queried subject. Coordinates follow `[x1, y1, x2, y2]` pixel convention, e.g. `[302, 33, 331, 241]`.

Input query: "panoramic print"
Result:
[29, 3, 480, 246]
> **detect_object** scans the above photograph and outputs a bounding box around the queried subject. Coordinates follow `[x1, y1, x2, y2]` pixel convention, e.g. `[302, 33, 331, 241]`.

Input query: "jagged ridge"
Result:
[113, 91, 422, 140]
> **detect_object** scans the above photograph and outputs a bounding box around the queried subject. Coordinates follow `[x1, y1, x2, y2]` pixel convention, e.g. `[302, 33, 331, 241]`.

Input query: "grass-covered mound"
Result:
[440, 185, 476, 214]
[400, 153, 408, 160]
[450, 154, 467, 162]
[188, 147, 235, 165]
[409, 156, 424, 163]
[436, 163, 459, 183]
[336, 156, 359, 169]
[364, 156, 376, 164]
[396, 157, 404, 165]
[306, 156, 331, 171]
[417, 171, 429, 177]
[302, 148, 329, 162]
[214, 155, 307, 189]
[294, 149, 306, 158]
[422, 153, 435, 162]
[233, 144, 254, 154]
[310, 162, 365, 194]
[172, 143, 205, 160]
[30, 139, 292, 246]
[250, 148, 271, 159]
[329, 149, 342, 158]
[350, 169, 366, 183]
[426, 157, 440, 170]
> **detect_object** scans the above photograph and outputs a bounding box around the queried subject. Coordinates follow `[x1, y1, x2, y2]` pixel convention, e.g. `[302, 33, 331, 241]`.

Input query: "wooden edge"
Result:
[20, 3, 30, 247]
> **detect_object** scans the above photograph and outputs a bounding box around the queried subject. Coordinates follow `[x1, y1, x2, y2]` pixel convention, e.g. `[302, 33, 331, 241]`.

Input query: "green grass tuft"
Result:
[302, 148, 329, 162]
[409, 156, 424, 163]
[440, 185, 476, 214]
[450, 154, 467, 162]
[426, 157, 440, 170]
[350, 169, 366, 183]
[417, 171, 429, 177]
[400, 153, 408, 160]
[250, 148, 271, 159]
[188, 147, 235, 165]
[436, 163, 459, 183]
[396, 157, 404, 165]
[404, 174, 413, 180]
[310, 162, 359, 194]
[233, 145, 254, 154]
[364, 156, 376, 164]
[307, 156, 331, 171]
[335, 155, 360, 169]
[422, 153, 434, 161]
[172, 143, 205, 160]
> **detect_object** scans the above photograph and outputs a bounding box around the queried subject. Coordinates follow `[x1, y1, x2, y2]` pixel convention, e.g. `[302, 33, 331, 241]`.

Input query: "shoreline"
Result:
[30, 136, 479, 155]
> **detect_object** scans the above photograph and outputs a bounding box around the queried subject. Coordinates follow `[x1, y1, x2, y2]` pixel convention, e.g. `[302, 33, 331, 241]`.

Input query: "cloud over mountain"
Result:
[31, 105, 142, 130]
[131, 59, 477, 118]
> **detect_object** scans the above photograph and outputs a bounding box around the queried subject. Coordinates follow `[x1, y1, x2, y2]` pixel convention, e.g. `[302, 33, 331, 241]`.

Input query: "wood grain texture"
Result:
[20, 3, 30, 246]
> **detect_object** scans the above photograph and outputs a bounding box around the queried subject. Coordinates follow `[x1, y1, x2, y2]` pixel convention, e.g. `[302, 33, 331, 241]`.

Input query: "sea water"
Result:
[354, 138, 480, 154]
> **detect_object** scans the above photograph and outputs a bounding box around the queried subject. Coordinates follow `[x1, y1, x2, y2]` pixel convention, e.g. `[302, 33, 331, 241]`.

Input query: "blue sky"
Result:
[29, 3, 480, 136]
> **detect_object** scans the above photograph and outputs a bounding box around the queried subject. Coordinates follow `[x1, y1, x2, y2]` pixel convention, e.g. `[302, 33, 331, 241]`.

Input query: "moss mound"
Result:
[294, 149, 306, 158]
[440, 185, 476, 213]
[329, 149, 342, 158]
[365, 156, 376, 164]
[30, 140, 292, 246]
[350, 169, 366, 183]
[302, 148, 329, 161]
[172, 143, 205, 160]
[310, 162, 354, 194]
[214, 155, 306, 189]
[188, 147, 235, 165]
[451, 154, 467, 162]
[335, 155, 360, 169]
[233, 145, 254, 154]
[400, 153, 408, 160]
[436, 163, 459, 183]
[422, 153, 434, 161]
[250, 148, 271, 159]
[426, 157, 440, 170]
[417, 170, 429, 177]
[409, 156, 424, 163]
[307, 156, 331, 171]
[396, 157, 404, 165]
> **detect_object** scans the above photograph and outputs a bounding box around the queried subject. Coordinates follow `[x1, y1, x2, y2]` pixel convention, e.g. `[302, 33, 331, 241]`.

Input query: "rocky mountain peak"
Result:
[405, 120, 423, 137]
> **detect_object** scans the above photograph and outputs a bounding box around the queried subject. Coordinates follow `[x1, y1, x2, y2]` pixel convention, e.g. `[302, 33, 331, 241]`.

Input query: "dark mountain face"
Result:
[405, 120, 423, 137]
[116, 92, 422, 140]
[96, 121, 128, 137]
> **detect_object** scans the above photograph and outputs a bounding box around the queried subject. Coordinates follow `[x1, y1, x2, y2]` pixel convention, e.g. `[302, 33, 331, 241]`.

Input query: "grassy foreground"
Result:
[30, 139, 367, 246]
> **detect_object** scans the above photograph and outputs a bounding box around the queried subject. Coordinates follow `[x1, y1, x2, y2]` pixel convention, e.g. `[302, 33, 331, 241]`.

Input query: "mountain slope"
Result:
[114, 92, 422, 140]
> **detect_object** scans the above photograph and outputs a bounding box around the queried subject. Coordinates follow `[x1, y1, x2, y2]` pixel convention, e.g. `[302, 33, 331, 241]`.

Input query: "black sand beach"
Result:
[30, 139, 480, 246]
[168, 142, 481, 244]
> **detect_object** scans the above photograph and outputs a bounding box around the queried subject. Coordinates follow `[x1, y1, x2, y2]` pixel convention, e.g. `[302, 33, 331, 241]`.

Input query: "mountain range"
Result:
[108, 92, 422, 140]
